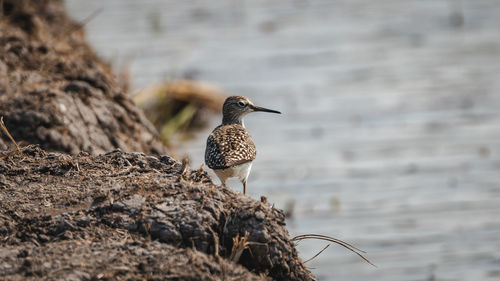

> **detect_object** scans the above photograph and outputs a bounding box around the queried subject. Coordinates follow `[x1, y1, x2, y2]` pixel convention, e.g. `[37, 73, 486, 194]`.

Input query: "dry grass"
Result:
[0, 116, 41, 160]
[55, 8, 103, 42]
[230, 232, 250, 263]
[292, 234, 375, 267]
[133, 80, 225, 145]
[0, 116, 21, 153]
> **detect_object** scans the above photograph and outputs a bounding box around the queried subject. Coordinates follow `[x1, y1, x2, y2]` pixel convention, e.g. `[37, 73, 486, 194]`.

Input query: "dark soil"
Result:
[0, 0, 166, 155]
[0, 147, 315, 280]
[0, 0, 316, 280]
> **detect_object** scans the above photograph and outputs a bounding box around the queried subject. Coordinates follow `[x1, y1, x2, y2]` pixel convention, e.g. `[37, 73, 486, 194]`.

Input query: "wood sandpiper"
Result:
[205, 96, 281, 195]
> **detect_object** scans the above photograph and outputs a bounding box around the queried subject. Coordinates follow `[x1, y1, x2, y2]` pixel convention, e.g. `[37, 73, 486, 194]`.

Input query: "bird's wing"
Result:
[205, 125, 256, 169]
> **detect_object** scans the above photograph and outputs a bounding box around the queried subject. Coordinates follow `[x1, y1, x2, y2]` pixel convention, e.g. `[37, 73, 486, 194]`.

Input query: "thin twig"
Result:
[0, 116, 20, 153]
[292, 234, 365, 253]
[292, 234, 376, 267]
[177, 156, 190, 182]
[230, 232, 249, 262]
[303, 244, 330, 264]
[57, 8, 103, 40]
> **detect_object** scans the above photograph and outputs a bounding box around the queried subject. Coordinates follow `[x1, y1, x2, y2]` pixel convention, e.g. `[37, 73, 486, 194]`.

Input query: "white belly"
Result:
[214, 162, 253, 184]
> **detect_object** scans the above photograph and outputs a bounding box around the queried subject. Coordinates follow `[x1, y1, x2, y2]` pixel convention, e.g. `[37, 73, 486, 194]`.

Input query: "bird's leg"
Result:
[243, 180, 247, 195]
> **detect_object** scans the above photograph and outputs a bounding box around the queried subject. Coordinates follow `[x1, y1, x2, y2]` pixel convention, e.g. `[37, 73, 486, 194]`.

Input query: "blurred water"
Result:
[66, 1, 500, 280]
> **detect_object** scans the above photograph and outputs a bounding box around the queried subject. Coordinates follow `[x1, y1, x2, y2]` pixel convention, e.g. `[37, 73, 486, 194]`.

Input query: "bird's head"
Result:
[222, 96, 281, 125]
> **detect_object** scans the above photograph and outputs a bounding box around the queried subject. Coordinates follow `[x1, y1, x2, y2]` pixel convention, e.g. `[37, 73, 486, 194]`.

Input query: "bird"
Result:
[205, 96, 281, 195]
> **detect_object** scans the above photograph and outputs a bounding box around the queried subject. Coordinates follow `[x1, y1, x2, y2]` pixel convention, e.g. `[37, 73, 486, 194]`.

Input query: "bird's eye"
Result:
[237, 101, 246, 107]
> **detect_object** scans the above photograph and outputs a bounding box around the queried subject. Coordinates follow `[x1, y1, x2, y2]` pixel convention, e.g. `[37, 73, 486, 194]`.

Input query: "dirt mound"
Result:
[0, 0, 316, 280]
[0, 0, 166, 155]
[0, 146, 315, 280]
[1, 241, 262, 281]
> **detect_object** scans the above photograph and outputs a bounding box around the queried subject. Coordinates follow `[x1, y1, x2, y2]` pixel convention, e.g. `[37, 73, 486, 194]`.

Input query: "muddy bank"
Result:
[0, 0, 165, 155]
[0, 0, 316, 279]
[0, 146, 315, 280]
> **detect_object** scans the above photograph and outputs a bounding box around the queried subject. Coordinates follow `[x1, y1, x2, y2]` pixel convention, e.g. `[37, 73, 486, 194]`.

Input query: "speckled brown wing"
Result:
[205, 124, 256, 169]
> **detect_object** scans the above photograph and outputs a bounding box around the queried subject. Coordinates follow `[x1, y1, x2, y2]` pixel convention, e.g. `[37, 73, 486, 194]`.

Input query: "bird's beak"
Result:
[251, 105, 281, 114]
